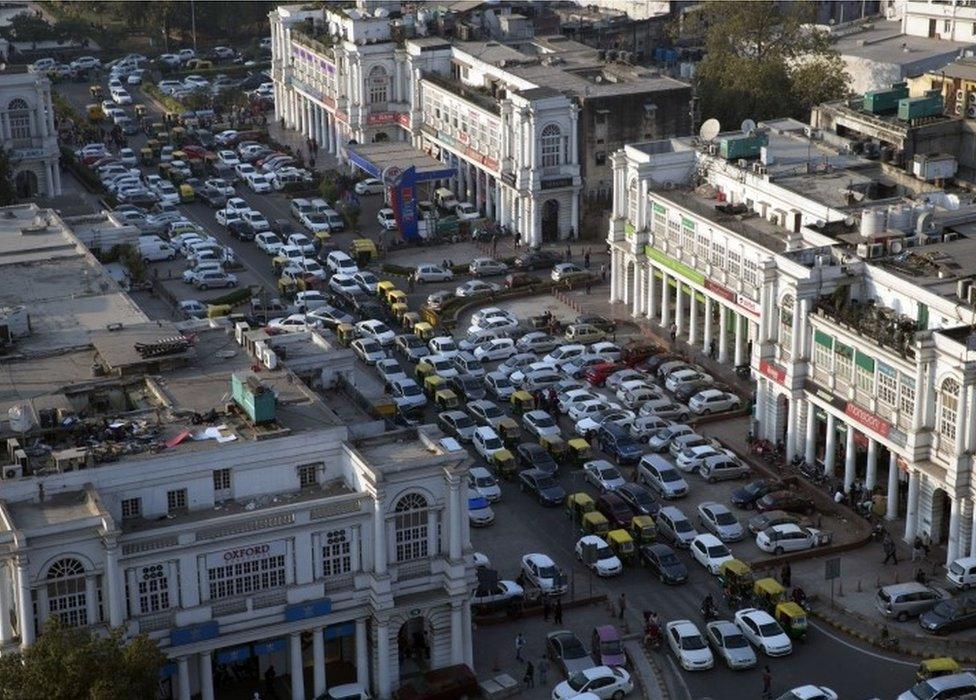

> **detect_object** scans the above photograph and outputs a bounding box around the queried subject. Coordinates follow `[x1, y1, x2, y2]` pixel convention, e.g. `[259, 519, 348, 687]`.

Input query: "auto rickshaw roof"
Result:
[607, 529, 633, 544]
[582, 511, 609, 524]
[754, 577, 785, 595]
[919, 657, 960, 672]
[631, 514, 655, 527]
[568, 437, 590, 449]
[569, 492, 594, 505]
[775, 601, 806, 618]
[720, 559, 752, 576]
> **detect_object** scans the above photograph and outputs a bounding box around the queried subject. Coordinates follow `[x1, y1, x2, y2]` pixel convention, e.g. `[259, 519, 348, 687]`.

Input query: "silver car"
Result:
[656, 506, 698, 549]
[697, 501, 745, 542]
[705, 621, 757, 670]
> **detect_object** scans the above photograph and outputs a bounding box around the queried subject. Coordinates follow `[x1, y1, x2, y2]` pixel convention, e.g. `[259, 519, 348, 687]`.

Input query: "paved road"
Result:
[55, 78, 918, 700]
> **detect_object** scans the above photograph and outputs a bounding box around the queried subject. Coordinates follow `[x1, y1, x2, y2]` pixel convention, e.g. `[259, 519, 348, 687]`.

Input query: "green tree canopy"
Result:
[688, 1, 850, 126]
[0, 618, 166, 700]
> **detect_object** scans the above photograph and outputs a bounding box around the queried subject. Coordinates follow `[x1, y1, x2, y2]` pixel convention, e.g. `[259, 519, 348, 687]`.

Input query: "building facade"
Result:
[270, 3, 690, 246]
[608, 120, 976, 566]
[0, 69, 60, 198]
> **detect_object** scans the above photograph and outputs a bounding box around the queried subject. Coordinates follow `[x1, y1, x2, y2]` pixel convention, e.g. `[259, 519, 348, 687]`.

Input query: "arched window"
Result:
[938, 378, 960, 447]
[540, 124, 562, 168]
[779, 295, 795, 360]
[368, 65, 389, 104]
[627, 177, 639, 224]
[394, 493, 428, 562]
[46, 558, 87, 627]
[8, 98, 31, 146]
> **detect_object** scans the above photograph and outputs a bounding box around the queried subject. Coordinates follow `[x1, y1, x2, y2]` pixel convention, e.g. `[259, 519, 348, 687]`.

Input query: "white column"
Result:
[570, 192, 580, 236]
[703, 297, 713, 353]
[85, 575, 98, 626]
[356, 618, 369, 688]
[718, 306, 728, 363]
[785, 397, 797, 462]
[52, 159, 61, 195]
[646, 266, 658, 319]
[660, 272, 670, 327]
[886, 453, 899, 521]
[450, 601, 464, 665]
[16, 556, 32, 648]
[376, 620, 391, 699]
[688, 292, 699, 346]
[631, 264, 641, 317]
[947, 497, 962, 565]
[824, 414, 837, 476]
[970, 505, 976, 558]
[105, 542, 123, 628]
[804, 402, 817, 466]
[734, 313, 746, 366]
[313, 626, 326, 697]
[865, 439, 878, 491]
[675, 282, 684, 336]
[177, 657, 191, 700]
[0, 563, 11, 644]
[199, 651, 214, 700]
[905, 469, 920, 541]
[844, 425, 856, 491]
[449, 477, 462, 561]
[290, 632, 305, 700]
[610, 251, 620, 303]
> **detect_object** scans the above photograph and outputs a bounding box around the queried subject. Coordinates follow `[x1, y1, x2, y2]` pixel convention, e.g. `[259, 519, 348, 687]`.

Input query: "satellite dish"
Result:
[699, 118, 721, 142]
[741, 118, 757, 135]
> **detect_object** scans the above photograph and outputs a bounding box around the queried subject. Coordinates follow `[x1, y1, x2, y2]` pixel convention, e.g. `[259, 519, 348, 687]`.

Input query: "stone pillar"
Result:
[356, 618, 369, 688]
[886, 453, 899, 521]
[105, 541, 123, 628]
[16, 556, 32, 648]
[646, 266, 658, 319]
[675, 282, 684, 336]
[290, 632, 305, 700]
[734, 313, 746, 366]
[610, 250, 620, 303]
[373, 499, 387, 575]
[785, 397, 797, 463]
[313, 626, 326, 697]
[718, 307, 728, 363]
[970, 505, 976, 558]
[570, 192, 580, 236]
[905, 469, 920, 542]
[85, 575, 98, 626]
[376, 620, 391, 699]
[688, 292, 699, 346]
[844, 426, 856, 491]
[824, 414, 836, 476]
[804, 402, 817, 466]
[199, 651, 214, 700]
[660, 272, 670, 327]
[177, 657, 191, 700]
[52, 159, 61, 195]
[0, 563, 12, 644]
[703, 297, 713, 354]
[948, 496, 962, 565]
[449, 477, 462, 561]
[450, 601, 464, 665]
[866, 439, 878, 491]
[631, 264, 642, 317]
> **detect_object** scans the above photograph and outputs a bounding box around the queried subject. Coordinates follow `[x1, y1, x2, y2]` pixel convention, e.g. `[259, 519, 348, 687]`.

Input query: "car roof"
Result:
[524, 552, 555, 566]
[693, 533, 723, 546]
[769, 523, 804, 535]
[707, 620, 740, 635]
[668, 620, 698, 635]
[738, 607, 773, 622]
[469, 466, 492, 476]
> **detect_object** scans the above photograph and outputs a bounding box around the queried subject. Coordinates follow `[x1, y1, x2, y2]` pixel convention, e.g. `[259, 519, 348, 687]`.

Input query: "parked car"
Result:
[583, 460, 626, 493]
[697, 501, 744, 542]
[638, 455, 689, 500]
[551, 666, 633, 700]
[575, 536, 623, 577]
[689, 533, 734, 574]
[656, 506, 698, 549]
[876, 582, 951, 621]
[755, 491, 815, 515]
[666, 620, 713, 671]
[518, 469, 566, 506]
[520, 553, 567, 596]
[546, 630, 594, 677]
[919, 596, 976, 635]
[734, 608, 793, 657]
[756, 523, 824, 555]
[640, 543, 687, 584]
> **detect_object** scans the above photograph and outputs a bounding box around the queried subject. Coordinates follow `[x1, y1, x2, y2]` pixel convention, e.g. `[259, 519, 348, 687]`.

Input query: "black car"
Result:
[598, 422, 644, 464]
[616, 482, 660, 517]
[730, 479, 783, 509]
[518, 468, 566, 506]
[227, 220, 254, 241]
[308, 304, 353, 330]
[575, 314, 616, 334]
[197, 185, 227, 208]
[640, 543, 687, 584]
[516, 442, 558, 475]
[514, 250, 561, 270]
[452, 373, 486, 402]
[642, 353, 682, 374]
[395, 334, 428, 363]
[546, 630, 592, 677]
[273, 218, 297, 237]
[919, 597, 976, 635]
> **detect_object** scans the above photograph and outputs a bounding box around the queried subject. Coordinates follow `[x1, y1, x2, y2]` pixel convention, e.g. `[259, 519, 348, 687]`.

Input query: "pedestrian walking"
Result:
[565, 243, 572, 262]
[538, 656, 549, 686]
[408, 274, 415, 292]
[599, 263, 606, 282]
[515, 632, 526, 661]
[669, 323, 677, 343]
[585, 279, 592, 295]
[542, 598, 551, 621]
[709, 339, 716, 359]
[618, 592, 626, 620]
[762, 665, 772, 700]
[264, 665, 278, 699]
[912, 536, 924, 561]
[491, 234, 498, 257]
[554, 598, 563, 624]
[780, 562, 791, 588]
[921, 531, 931, 555]
[584, 248, 591, 269]
[523, 661, 535, 688]
[514, 231, 521, 249]
[883, 533, 898, 565]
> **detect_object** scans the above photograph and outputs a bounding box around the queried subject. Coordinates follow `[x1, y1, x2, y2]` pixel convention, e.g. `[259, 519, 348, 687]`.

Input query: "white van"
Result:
[138, 237, 176, 262]
[434, 187, 459, 211]
[947, 556, 976, 590]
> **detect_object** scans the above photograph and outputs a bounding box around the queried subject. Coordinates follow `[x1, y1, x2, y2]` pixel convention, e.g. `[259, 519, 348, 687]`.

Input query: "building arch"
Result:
[540, 123, 563, 168]
[14, 169, 36, 198]
[7, 97, 31, 146]
[44, 557, 89, 628]
[368, 65, 389, 104]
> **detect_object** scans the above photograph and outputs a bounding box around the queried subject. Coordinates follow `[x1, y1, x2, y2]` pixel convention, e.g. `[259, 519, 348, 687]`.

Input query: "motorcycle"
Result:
[699, 601, 717, 622]
[643, 624, 662, 651]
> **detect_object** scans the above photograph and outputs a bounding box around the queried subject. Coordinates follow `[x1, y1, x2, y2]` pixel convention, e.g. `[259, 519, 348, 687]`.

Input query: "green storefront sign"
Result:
[625, 222, 636, 237]
[652, 202, 666, 215]
[644, 245, 705, 285]
[681, 216, 695, 230]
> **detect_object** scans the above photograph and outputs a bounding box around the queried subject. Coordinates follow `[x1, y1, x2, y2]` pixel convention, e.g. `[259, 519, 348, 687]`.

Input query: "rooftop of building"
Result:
[6, 487, 103, 530]
[830, 19, 972, 64]
[350, 425, 468, 475]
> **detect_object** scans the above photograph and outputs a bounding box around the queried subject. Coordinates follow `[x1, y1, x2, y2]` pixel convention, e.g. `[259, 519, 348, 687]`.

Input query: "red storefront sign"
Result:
[736, 293, 761, 318]
[759, 360, 785, 385]
[705, 279, 736, 302]
[367, 111, 398, 126]
[396, 112, 410, 127]
[844, 402, 892, 438]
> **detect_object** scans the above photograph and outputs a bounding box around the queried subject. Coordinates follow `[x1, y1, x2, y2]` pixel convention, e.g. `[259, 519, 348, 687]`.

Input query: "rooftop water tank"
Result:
[887, 204, 913, 233]
[860, 208, 886, 238]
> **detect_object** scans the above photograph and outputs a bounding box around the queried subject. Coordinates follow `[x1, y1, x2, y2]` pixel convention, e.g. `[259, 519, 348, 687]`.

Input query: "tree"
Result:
[0, 150, 19, 206]
[0, 618, 166, 700]
[687, 1, 850, 126]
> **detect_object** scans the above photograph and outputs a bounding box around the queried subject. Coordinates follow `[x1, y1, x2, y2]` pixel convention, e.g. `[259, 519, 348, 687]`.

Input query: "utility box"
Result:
[897, 91, 943, 121]
[863, 82, 908, 114]
[231, 372, 276, 424]
[719, 131, 769, 160]
[913, 153, 957, 181]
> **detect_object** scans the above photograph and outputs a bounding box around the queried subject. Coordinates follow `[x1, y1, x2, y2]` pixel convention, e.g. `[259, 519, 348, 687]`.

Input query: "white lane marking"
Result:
[808, 620, 917, 667]
[665, 655, 694, 700]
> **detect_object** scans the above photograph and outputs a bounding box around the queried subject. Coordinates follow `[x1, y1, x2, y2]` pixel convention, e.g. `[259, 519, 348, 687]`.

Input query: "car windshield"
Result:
[454, 415, 474, 429]
[484, 405, 503, 419]
[536, 476, 556, 489]
[493, 376, 512, 387]
[600, 640, 622, 654]
[723, 632, 749, 649]
[661, 470, 682, 483]
[681, 634, 706, 650]
[659, 552, 680, 567]
[758, 622, 782, 637]
[715, 512, 738, 526]
[707, 545, 730, 558]
[567, 672, 590, 692]
[401, 384, 421, 397]
[930, 602, 956, 619]
[475, 476, 495, 487]
[361, 341, 380, 353]
[484, 437, 502, 451]
[600, 467, 621, 480]
[461, 379, 479, 391]
[534, 415, 555, 428]
[433, 359, 452, 370]
[673, 519, 693, 533]
[537, 565, 558, 579]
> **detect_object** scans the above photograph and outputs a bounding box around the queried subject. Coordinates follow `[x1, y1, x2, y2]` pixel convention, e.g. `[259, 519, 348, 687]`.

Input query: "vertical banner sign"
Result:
[389, 166, 419, 241]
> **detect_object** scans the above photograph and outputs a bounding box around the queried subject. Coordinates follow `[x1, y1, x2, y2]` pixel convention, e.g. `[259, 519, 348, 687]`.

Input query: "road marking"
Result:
[808, 620, 917, 666]
[664, 655, 693, 700]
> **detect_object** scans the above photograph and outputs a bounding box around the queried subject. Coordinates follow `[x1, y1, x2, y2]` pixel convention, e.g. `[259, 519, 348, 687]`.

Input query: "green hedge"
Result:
[209, 287, 252, 306]
[142, 84, 185, 113]
[381, 263, 415, 277]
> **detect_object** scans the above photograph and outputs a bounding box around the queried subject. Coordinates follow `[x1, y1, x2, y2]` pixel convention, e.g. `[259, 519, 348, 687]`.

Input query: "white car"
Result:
[522, 410, 561, 438]
[520, 553, 567, 596]
[225, 197, 251, 215]
[118, 148, 137, 167]
[583, 460, 626, 492]
[376, 358, 407, 386]
[471, 580, 522, 609]
[110, 87, 132, 104]
[666, 620, 714, 671]
[675, 445, 723, 473]
[688, 389, 742, 415]
[235, 162, 257, 180]
[468, 466, 501, 502]
[755, 523, 823, 555]
[268, 314, 320, 333]
[689, 534, 734, 574]
[734, 608, 793, 657]
[206, 178, 235, 196]
[455, 202, 480, 220]
[356, 320, 395, 346]
[388, 378, 427, 411]
[218, 150, 240, 167]
[590, 341, 622, 362]
[473, 426, 504, 461]
[455, 280, 500, 298]
[428, 336, 459, 359]
[574, 535, 622, 577]
[414, 263, 453, 283]
[473, 338, 516, 362]
[246, 173, 273, 193]
[353, 271, 379, 295]
[351, 338, 387, 365]
[215, 209, 243, 228]
[516, 331, 559, 354]
[329, 274, 360, 297]
[354, 177, 385, 195]
[293, 290, 330, 313]
[552, 262, 587, 282]
[326, 251, 359, 276]
[778, 687, 837, 700]
[255, 232, 282, 254]
[299, 211, 330, 235]
[552, 666, 633, 700]
[242, 211, 271, 234]
[377, 208, 398, 230]
[286, 233, 316, 255]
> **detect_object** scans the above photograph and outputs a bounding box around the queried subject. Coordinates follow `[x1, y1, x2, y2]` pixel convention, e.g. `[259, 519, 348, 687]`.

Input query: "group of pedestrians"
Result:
[512, 596, 564, 691]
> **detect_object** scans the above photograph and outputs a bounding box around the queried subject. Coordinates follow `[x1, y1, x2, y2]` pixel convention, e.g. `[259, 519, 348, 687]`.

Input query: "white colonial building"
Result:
[0, 68, 60, 198]
[609, 118, 976, 566]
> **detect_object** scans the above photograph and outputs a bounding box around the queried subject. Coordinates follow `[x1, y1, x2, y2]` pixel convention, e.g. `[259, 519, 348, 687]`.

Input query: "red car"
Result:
[755, 491, 816, 515]
[182, 144, 211, 159]
[584, 361, 625, 386]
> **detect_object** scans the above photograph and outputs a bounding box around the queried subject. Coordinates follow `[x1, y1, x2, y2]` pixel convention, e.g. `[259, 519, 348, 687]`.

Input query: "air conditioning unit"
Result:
[956, 89, 966, 102]
[956, 102, 966, 115]
[2, 463, 22, 480]
[958, 278, 973, 300]
[968, 91, 976, 104]
[234, 321, 250, 345]
[944, 232, 961, 242]
[967, 105, 976, 118]
[968, 284, 976, 306]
